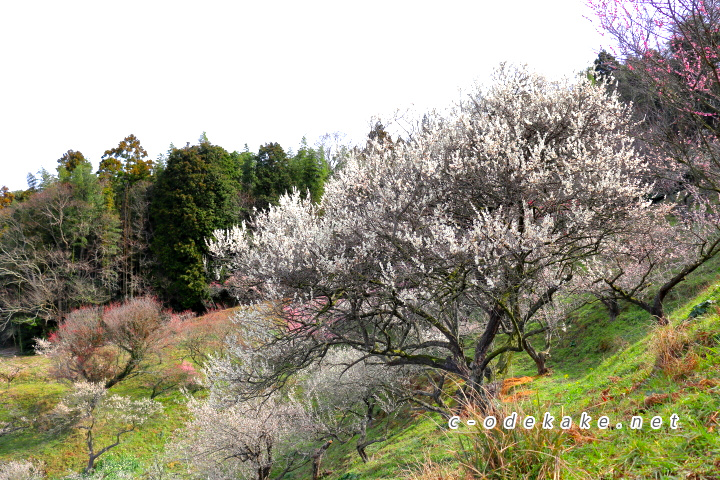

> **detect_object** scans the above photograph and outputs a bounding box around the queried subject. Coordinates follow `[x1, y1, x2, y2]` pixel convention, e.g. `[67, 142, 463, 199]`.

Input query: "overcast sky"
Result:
[1, 0, 606, 191]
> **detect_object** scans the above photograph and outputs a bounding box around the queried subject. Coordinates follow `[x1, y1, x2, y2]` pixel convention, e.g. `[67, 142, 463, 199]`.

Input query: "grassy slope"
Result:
[302, 262, 720, 480]
[1, 266, 719, 479]
[0, 308, 241, 478]
[0, 369, 190, 477]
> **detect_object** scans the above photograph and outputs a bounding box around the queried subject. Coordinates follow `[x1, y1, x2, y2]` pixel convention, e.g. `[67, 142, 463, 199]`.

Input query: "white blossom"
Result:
[208, 64, 651, 393]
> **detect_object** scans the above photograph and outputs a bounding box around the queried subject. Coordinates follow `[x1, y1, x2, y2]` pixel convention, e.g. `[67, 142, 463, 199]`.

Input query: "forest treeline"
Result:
[0, 132, 354, 349]
[3, 20, 720, 358]
[2, 23, 720, 355]
[1, 0, 720, 382]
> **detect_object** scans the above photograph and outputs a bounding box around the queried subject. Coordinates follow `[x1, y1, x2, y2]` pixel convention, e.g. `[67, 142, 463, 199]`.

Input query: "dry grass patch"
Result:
[450, 399, 587, 480]
[406, 455, 471, 480]
[499, 376, 536, 403]
[649, 323, 699, 379]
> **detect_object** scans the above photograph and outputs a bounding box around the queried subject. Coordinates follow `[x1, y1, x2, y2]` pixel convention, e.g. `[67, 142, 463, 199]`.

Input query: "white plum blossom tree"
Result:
[186, 316, 420, 477]
[49, 381, 162, 474]
[170, 386, 313, 480]
[299, 347, 418, 463]
[585, 186, 720, 323]
[208, 65, 651, 399]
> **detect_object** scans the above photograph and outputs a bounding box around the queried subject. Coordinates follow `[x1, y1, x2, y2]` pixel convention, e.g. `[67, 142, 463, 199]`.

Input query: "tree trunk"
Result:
[312, 440, 332, 480]
[84, 428, 95, 474]
[104, 355, 139, 389]
[650, 296, 668, 325]
[356, 398, 374, 463]
[258, 465, 271, 480]
[356, 445, 369, 463]
[522, 337, 549, 376]
[597, 293, 620, 322]
[467, 306, 503, 407]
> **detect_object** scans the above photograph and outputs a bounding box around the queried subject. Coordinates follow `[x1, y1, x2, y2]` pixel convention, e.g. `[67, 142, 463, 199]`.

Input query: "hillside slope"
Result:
[1, 281, 719, 479]
[296, 276, 720, 479]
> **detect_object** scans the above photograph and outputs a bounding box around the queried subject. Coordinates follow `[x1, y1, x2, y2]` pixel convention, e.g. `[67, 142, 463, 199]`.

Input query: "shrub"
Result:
[35, 307, 109, 383]
[36, 296, 169, 388]
[650, 323, 699, 379]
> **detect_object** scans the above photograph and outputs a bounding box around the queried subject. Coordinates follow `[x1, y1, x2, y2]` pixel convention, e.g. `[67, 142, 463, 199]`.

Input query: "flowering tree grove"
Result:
[208, 66, 651, 400]
[299, 347, 418, 463]
[587, 0, 720, 322]
[588, 0, 720, 192]
[178, 318, 417, 478]
[171, 391, 312, 480]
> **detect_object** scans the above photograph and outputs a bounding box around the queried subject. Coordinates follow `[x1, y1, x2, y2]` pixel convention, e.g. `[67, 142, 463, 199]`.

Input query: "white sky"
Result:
[0, 0, 606, 191]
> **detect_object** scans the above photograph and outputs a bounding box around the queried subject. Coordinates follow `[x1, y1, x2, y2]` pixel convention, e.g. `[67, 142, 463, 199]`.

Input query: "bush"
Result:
[36, 296, 169, 388]
[454, 401, 583, 479]
[650, 323, 699, 379]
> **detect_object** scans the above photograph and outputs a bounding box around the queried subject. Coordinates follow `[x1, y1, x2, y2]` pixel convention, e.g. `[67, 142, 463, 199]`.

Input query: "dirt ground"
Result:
[0, 347, 19, 357]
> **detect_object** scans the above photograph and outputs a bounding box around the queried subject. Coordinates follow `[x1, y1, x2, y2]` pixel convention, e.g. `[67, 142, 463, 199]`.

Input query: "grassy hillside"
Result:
[0, 308, 240, 478]
[1, 272, 719, 479]
[282, 262, 720, 480]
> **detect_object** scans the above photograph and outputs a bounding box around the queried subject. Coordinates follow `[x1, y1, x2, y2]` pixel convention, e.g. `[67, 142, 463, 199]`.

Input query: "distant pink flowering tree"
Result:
[588, 0, 720, 192]
[36, 296, 170, 388]
[587, 0, 720, 322]
[144, 359, 202, 399]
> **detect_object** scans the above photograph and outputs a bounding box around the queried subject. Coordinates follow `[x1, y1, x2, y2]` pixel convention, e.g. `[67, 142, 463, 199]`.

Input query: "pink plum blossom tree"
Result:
[588, 0, 720, 193]
[36, 296, 170, 388]
[587, 0, 720, 323]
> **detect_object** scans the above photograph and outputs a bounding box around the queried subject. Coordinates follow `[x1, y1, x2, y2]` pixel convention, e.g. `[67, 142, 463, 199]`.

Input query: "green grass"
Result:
[0, 355, 191, 477]
[310, 258, 720, 479]
[279, 414, 460, 480]
[398, 269, 720, 479]
[3, 260, 720, 479]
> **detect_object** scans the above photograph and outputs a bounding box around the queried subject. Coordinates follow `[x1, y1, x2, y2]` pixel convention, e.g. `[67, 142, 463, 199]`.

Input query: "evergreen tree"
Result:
[98, 134, 153, 186]
[150, 142, 241, 311]
[57, 150, 89, 174]
[236, 150, 257, 221]
[253, 142, 292, 210]
[0, 186, 14, 209]
[289, 138, 329, 204]
[98, 135, 154, 298]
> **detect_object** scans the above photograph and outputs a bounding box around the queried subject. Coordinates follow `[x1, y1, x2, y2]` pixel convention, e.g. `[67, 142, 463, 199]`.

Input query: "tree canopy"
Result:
[150, 142, 242, 311]
[208, 66, 651, 401]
